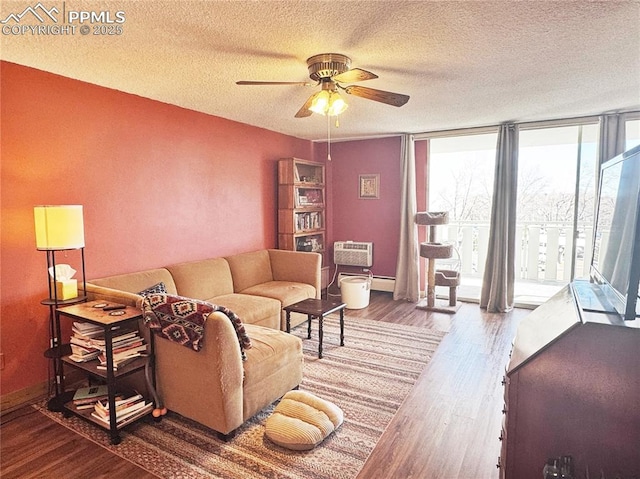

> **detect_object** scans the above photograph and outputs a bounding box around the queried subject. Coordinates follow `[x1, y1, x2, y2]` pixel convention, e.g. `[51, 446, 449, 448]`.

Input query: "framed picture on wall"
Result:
[359, 174, 379, 199]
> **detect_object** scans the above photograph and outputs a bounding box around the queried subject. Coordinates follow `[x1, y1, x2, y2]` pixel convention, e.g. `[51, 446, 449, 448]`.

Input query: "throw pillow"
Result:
[137, 282, 167, 296]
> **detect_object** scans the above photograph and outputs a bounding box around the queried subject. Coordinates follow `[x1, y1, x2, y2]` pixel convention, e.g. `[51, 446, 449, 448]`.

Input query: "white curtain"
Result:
[598, 113, 633, 296]
[393, 134, 420, 301]
[480, 124, 519, 312]
[598, 113, 626, 165]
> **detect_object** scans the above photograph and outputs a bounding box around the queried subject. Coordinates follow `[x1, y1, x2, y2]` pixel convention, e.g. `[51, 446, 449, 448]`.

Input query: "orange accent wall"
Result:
[0, 61, 312, 396]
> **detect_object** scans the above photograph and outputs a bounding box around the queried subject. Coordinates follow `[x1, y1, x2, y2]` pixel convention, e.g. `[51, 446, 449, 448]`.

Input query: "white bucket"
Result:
[340, 276, 371, 309]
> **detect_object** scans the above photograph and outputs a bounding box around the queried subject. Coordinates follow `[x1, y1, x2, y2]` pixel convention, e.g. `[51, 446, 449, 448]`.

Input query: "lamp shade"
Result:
[309, 90, 330, 115]
[34, 205, 85, 250]
[327, 91, 348, 116]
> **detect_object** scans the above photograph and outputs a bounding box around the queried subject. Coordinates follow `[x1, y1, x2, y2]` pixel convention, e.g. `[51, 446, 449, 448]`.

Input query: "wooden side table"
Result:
[284, 298, 346, 358]
[56, 300, 156, 444]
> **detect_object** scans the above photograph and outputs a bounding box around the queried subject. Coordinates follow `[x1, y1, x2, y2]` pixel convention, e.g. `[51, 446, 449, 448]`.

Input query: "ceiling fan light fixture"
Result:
[328, 91, 348, 116]
[309, 90, 348, 116]
[309, 90, 330, 115]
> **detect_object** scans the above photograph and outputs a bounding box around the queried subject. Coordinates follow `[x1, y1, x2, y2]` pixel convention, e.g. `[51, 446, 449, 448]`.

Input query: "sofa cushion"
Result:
[166, 258, 234, 299]
[89, 268, 178, 295]
[208, 293, 280, 330]
[242, 281, 316, 309]
[225, 250, 274, 292]
[242, 325, 302, 387]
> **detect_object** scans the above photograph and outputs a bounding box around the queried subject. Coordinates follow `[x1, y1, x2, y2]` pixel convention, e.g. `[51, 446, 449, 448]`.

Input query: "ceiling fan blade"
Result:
[236, 81, 313, 86]
[331, 68, 378, 83]
[344, 85, 410, 107]
[294, 94, 315, 118]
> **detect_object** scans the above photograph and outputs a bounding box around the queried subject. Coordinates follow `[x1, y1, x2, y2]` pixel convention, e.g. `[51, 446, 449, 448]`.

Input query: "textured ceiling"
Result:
[1, 0, 639, 141]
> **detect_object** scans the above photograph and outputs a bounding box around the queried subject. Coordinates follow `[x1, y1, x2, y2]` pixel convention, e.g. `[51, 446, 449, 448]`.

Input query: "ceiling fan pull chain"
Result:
[327, 113, 332, 161]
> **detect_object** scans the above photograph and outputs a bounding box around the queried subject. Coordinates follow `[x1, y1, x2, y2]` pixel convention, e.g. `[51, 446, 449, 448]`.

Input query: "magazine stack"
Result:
[94, 328, 148, 370]
[69, 322, 102, 362]
[91, 392, 153, 426]
[69, 322, 147, 370]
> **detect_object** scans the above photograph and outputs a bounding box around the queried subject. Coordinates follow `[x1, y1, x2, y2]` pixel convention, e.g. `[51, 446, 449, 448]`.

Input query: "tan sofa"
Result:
[83, 249, 321, 437]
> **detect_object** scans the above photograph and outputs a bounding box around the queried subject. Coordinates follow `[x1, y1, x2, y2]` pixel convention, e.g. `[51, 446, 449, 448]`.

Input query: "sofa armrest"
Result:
[154, 311, 245, 435]
[83, 283, 143, 308]
[268, 249, 321, 299]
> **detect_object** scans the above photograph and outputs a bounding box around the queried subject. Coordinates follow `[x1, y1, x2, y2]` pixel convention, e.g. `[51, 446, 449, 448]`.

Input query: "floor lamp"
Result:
[34, 205, 87, 411]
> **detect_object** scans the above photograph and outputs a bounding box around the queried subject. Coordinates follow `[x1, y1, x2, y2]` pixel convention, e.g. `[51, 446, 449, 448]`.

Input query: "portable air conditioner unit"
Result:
[334, 241, 373, 267]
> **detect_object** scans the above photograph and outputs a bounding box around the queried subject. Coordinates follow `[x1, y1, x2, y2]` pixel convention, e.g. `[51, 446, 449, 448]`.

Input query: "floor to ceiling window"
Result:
[425, 114, 640, 306]
[515, 123, 599, 304]
[626, 118, 640, 150]
[427, 131, 498, 302]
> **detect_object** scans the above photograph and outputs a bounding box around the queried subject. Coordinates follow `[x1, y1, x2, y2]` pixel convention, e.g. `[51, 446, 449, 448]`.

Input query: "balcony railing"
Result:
[432, 221, 595, 283]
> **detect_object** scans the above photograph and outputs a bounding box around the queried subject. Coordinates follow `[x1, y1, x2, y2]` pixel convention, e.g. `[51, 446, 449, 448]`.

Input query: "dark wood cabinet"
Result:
[500, 282, 640, 479]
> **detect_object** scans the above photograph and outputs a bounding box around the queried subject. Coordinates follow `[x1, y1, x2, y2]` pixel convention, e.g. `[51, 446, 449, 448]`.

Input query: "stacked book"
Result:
[69, 322, 102, 362]
[95, 329, 147, 371]
[296, 211, 322, 232]
[69, 322, 147, 370]
[72, 385, 109, 410]
[91, 392, 153, 426]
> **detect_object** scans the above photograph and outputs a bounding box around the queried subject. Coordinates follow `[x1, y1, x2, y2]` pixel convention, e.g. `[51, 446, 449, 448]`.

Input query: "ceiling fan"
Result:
[236, 53, 410, 118]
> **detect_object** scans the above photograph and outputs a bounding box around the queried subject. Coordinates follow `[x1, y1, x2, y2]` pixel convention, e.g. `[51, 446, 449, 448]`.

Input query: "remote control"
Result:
[103, 304, 126, 311]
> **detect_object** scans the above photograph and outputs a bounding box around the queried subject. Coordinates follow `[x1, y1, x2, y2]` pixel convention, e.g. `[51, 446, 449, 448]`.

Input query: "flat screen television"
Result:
[590, 143, 640, 321]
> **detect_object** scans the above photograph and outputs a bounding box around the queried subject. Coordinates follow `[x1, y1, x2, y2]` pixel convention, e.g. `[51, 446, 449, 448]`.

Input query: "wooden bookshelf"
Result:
[278, 158, 326, 262]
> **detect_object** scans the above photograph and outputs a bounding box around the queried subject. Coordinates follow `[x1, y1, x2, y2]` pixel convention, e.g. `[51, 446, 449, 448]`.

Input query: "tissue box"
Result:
[51, 279, 78, 300]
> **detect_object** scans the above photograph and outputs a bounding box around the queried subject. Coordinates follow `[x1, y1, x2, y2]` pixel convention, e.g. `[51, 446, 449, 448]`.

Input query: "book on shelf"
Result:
[69, 352, 100, 363]
[69, 324, 146, 367]
[74, 384, 108, 401]
[73, 385, 109, 405]
[75, 402, 100, 410]
[296, 211, 321, 232]
[93, 393, 143, 416]
[85, 337, 145, 355]
[72, 321, 102, 338]
[70, 335, 94, 349]
[89, 329, 139, 347]
[91, 393, 152, 425]
[98, 343, 147, 364]
[111, 339, 144, 354]
[69, 344, 101, 362]
[96, 352, 146, 371]
[91, 402, 154, 427]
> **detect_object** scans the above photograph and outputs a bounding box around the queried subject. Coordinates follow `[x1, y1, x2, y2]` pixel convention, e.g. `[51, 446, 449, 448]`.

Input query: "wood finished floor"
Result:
[0, 292, 528, 479]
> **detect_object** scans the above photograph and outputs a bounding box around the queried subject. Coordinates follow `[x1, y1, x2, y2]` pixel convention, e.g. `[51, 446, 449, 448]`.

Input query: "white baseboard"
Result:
[337, 273, 395, 293]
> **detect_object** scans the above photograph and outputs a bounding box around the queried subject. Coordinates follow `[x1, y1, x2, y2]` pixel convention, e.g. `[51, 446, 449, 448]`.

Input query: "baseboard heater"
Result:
[338, 272, 396, 293]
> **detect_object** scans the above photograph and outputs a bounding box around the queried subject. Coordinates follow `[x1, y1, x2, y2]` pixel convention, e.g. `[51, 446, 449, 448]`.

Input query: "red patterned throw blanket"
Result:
[141, 293, 251, 360]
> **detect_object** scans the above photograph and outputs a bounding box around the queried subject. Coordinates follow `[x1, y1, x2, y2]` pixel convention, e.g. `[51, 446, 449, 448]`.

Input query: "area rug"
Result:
[35, 316, 446, 479]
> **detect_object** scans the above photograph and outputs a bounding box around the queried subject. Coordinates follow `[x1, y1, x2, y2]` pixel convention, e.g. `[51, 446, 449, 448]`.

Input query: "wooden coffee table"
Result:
[284, 298, 346, 359]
